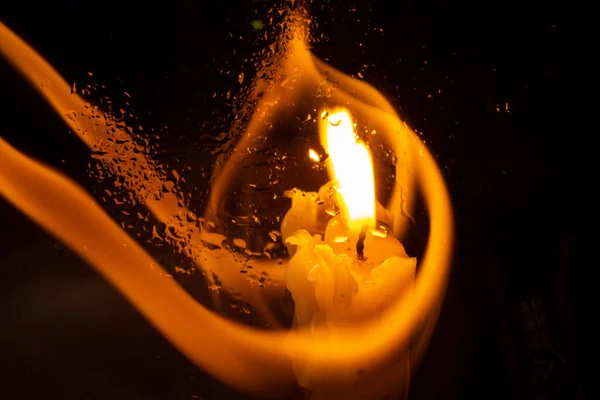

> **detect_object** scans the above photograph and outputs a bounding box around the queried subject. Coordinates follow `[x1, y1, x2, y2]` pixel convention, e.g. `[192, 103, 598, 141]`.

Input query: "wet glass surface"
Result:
[0, 1, 583, 399]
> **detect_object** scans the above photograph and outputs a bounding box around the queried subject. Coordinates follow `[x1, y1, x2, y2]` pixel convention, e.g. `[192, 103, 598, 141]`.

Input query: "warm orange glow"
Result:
[0, 18, 283, 328]
[308, 148, 320, 162]
[0, 5, 454, 399]
[321, 109, 376, 233]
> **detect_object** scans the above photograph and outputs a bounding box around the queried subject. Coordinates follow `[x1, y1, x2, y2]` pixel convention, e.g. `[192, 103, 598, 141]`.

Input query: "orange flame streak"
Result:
[0, 8, 453, 396]
[0, 121, 452, 392]
[0, 20, 285, 328]
[0, 137, 293, 393]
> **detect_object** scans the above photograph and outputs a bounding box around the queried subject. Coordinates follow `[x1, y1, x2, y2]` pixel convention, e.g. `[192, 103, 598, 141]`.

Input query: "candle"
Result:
[282, 109, 416, 398]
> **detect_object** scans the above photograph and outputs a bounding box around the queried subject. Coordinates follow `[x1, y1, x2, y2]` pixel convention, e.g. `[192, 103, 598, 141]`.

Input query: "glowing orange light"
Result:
[308, 148, 320, 162]
[0, 7, 454, 397]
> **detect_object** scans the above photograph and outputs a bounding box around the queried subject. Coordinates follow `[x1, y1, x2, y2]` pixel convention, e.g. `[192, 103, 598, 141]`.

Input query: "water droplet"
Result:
[372, 225, 388, 238]
[64, 110, 77, 121]
[269, 230, 281, 242]
[325, 206, 337, 216]
[233, 238, 247, 249]
[333, 236, 348, 243]
[308, 148, 320, 162]
[320, 110, 329, 119]
[186, 211, 197, 222]
[162, 181, 175, 192]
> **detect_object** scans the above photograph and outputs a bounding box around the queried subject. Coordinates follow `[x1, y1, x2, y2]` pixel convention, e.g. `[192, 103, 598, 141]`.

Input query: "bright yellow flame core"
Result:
[323, 109, 376, 231]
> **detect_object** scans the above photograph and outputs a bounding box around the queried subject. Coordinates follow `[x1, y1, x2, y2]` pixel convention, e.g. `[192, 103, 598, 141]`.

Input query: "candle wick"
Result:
[356, 224, 368, 260]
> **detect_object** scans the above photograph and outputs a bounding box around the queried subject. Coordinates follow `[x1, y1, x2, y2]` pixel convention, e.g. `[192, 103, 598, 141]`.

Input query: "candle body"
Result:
[285, 212, 416, 399]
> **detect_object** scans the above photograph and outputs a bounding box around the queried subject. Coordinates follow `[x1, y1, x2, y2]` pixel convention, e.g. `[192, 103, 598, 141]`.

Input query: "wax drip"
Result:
[356, 224, 368, 260]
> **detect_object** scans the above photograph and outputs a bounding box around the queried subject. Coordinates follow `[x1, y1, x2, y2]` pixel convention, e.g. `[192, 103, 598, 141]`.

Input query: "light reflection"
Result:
[0, 5, 453, 398]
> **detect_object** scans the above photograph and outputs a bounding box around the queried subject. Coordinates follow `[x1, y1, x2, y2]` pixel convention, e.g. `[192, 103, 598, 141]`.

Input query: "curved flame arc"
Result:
[0, 19, 285, 328]
[0, 10, 453, 397]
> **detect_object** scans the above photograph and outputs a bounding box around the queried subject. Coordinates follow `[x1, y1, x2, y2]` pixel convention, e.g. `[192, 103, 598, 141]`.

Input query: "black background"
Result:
[0, 1, 585, 399]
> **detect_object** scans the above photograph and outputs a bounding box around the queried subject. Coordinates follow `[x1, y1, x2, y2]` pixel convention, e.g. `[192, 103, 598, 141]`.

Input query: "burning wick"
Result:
[356, 223, 368, 260]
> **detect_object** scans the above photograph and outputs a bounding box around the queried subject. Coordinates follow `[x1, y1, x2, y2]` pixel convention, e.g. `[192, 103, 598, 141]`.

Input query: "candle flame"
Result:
[322, 109, 376, 232]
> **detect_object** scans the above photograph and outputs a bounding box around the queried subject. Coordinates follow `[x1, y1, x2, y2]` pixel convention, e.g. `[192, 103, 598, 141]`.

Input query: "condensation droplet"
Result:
[186, 211, 197, 222]
[163, 181, 175, 192]
[325, 207, 337, 216]
[65, 110, 77, 121]
[372, 225, 388, 238]
[233, 238, 247, 249]
[308, 148, 320, 162]
[333, 236, 348, 243]
[269, 230, 281, 242]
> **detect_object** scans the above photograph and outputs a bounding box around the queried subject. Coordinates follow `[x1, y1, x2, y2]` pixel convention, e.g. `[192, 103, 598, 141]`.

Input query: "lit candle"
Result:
[282, 109, 416, 398]
[0, 13, 455, 399]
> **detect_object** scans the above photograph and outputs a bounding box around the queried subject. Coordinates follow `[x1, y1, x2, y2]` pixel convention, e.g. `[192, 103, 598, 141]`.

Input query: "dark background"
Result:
[0, 1, 584, 399]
